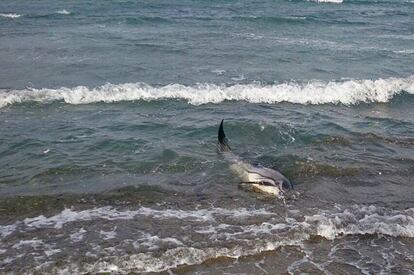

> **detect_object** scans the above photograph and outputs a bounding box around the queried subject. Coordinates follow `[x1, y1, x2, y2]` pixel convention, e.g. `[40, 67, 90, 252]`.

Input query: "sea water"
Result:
[0, 0, 413, 273]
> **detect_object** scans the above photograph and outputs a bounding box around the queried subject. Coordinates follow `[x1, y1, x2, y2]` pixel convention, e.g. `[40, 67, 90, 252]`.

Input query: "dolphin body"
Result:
[217, 120, 293, 197]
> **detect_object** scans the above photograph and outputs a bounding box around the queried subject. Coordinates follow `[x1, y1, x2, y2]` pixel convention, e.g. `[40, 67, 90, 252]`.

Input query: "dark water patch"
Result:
[120, 160, 160, 174]
[55, 126, 97, 137]
[309, 18, 368, 27]
[0, 183, 269, 223]
[28, 164, 97, 185]
[333, 247, 362, 262]
[391, 157, 414, 175]
[0, 185, 177, 221]
[365, 115, 414, 131]
[358, 132, 414, 147]
[256, 155, 360, 180]
[344, 0, 408, 4]
[100, 120, 169, 132]
[155, 156, 202, 174]
[123, 16, 171, 25]
[288, 160, 360, 179]
[159, 148, 178, 161]
[130, 42, 185, 54]
[172, 255, 236, 274]
[26, 12, 73, 20]
[326, 262, 364, 275]
[128, 150, 205, 175]
[0, 194, 82, 221]
[388, 91, 414, 105]
[313, 135, 352, 146]
[85, 138, 147, 154]
[318, 121, 354, 135]
[0, 138, 45, 157]
[0, 101, 60, 111]
[232, 15, 308, 25]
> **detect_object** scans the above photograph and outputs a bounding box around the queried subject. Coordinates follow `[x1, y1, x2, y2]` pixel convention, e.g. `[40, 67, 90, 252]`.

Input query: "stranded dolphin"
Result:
[217, 120, 293, 197]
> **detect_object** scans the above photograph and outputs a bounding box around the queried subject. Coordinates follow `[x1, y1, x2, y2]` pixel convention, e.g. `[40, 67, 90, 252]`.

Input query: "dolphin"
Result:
[217, 120, 293, 197]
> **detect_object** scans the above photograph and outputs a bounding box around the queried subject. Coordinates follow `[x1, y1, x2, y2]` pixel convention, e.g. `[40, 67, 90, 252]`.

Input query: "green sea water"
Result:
[0, 0, 413, 273]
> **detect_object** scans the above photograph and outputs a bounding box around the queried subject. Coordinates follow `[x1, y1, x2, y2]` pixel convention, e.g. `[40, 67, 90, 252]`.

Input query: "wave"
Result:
[393, 49, 414, 54]
[1, 204, 413, 273]
[1, 76, 413, 108]
[3, 206, 413, 241]
[83, 239, 304, 274]
[304, 205, 414, 240]
[123, 16, 170, 25]
[0, 13, 21, 19]
[56, 9, 70, 15]
[3, 205, 412, 241]
[232, 15, 308, 24]
[309, 0, 343, 3]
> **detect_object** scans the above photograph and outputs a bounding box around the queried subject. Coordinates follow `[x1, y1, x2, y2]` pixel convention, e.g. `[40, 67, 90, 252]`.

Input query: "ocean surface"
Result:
[1, 0, 414, 273]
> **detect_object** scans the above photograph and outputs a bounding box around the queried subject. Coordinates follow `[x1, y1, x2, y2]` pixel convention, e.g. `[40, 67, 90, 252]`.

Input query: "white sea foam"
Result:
[1, 76, 413, 108]
[393, 49, 414, 54]
[133, 232, 184, 251]
[2, 204, 414, 273]
[100, 227, 117, 240]
[2, 205, 413, 241]
[309, 0, 343, 3]
[14, 206, 275, 230]
[303, 205, 414, 240]
[0, 224, 17, 238]
[0, 13, 21, 19]
[82, 238, 305, 274]
[44, 248, 61, 257]
[66, 206, 414, 275]
[56, 9, 70, 15]
[12, 239, 44, 249]
[211, 69, 226, 75]
[70, 228, 86, 242]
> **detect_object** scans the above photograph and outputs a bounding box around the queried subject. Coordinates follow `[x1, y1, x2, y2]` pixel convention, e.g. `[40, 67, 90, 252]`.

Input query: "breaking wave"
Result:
[56, 9, 70, 15]
[3, 204, 408, 240]
[0, 13, 21, 19]
[2, 206, 276, 232]
[1, 204, 413, 273]
[1, 76, 413, 108]
[309, 0, 343, 3]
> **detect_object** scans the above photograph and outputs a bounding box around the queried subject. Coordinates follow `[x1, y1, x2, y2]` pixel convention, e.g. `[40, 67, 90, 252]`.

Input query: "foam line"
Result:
[1, 76, 413, 108]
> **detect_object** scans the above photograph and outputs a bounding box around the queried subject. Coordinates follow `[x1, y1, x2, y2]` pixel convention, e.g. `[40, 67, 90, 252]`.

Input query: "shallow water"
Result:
[0, 0, 414, 273]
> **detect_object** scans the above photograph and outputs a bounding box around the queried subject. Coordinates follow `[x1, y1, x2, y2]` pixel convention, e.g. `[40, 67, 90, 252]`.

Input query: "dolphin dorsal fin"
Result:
[218, 119, 231, 151]
[218, 119, 226, 143]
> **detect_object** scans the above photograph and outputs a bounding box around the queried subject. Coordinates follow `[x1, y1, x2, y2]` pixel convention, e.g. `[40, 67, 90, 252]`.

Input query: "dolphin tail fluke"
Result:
[218, 119, 231, 152]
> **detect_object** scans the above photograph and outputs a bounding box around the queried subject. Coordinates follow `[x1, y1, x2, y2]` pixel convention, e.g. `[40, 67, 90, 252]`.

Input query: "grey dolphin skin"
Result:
[217, 120, 293, 197]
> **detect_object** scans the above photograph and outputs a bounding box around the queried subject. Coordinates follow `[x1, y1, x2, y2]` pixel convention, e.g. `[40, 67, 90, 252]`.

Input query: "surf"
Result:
[1, 76, 413, 109]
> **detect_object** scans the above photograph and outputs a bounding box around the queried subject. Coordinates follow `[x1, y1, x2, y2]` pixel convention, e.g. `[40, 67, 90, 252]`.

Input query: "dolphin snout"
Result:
[282, 178, 294, 190]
